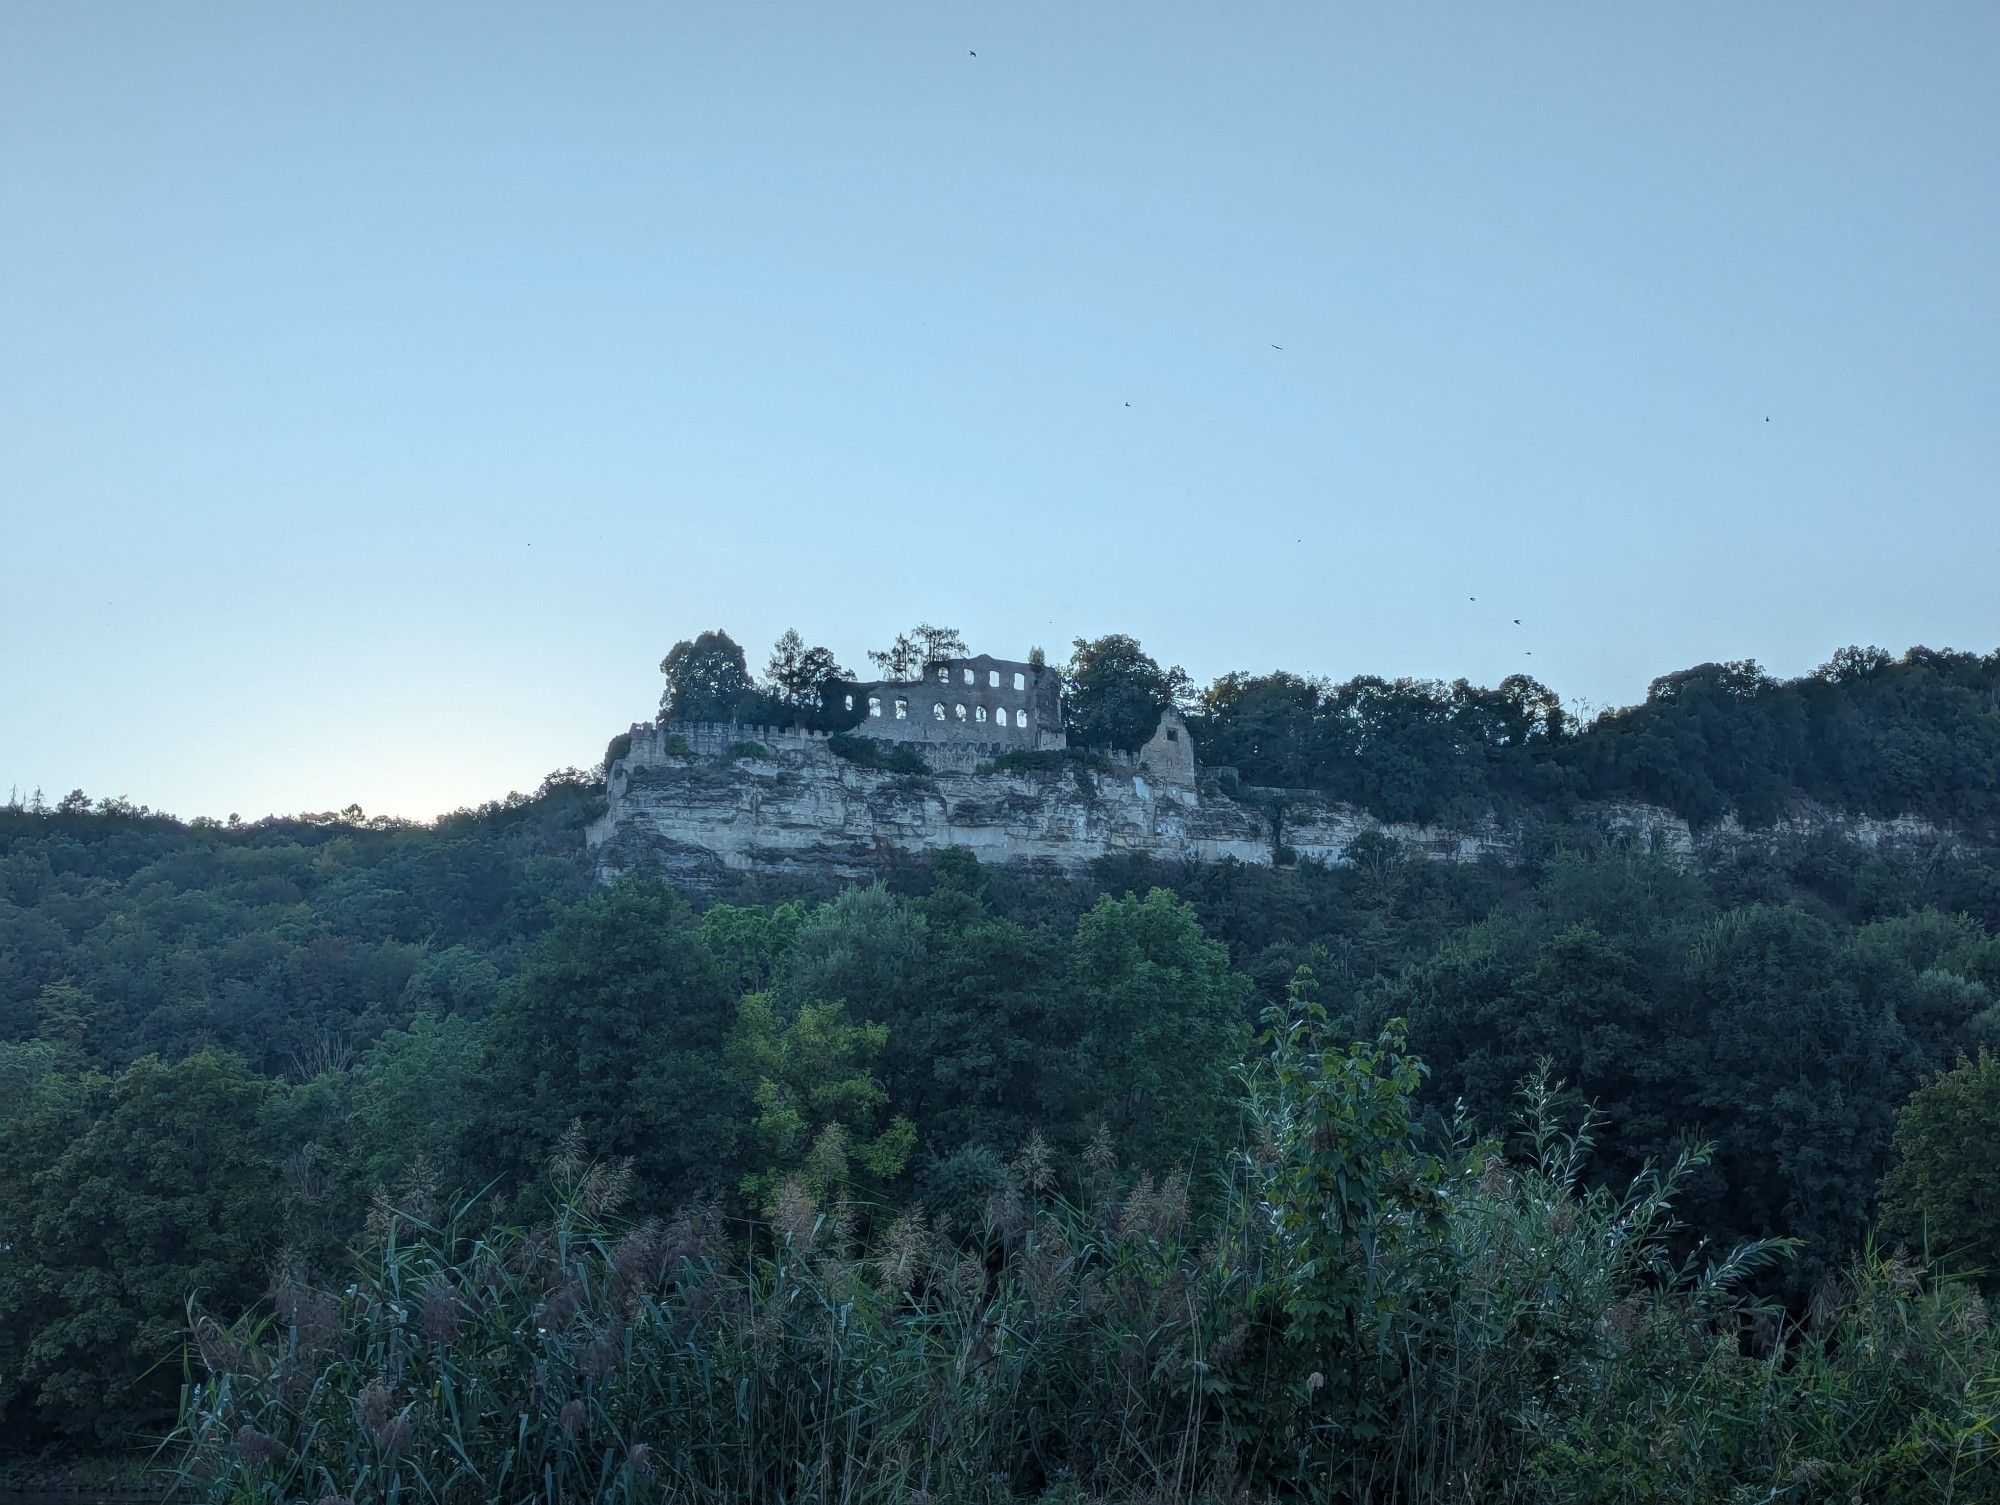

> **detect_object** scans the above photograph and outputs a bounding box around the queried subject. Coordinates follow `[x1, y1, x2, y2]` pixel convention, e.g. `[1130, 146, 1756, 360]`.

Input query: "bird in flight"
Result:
[969, 50, 977, 56]
[1271, 344, 1284, 350]
[1513, 618, 1521, 625]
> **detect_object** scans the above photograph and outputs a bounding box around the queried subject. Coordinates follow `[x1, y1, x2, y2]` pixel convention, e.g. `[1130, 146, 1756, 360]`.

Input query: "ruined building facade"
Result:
[837, 654, 1065, 749]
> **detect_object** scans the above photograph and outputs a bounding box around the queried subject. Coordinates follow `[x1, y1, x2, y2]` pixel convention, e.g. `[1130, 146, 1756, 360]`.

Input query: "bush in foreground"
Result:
[171, 988, 1999, 1503]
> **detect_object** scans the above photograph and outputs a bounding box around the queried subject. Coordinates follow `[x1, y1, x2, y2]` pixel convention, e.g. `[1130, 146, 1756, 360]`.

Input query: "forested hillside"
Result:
[4, 644, 2000, 1497]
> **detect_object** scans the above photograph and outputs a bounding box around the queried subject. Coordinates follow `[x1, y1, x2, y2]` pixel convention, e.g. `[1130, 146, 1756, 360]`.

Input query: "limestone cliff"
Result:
[588, 721, 1962, 890]
[587, 721, 1266, 887]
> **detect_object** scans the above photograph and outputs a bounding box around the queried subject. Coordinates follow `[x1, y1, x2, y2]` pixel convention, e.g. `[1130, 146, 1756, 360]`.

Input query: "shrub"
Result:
[985, 748, 1112, 777]
[826, 735, 930, 776]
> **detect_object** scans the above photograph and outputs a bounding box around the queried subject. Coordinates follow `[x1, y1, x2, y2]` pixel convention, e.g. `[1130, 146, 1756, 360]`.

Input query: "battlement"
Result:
[613, 715, 1199, 786]
[619, 720, 837, 763]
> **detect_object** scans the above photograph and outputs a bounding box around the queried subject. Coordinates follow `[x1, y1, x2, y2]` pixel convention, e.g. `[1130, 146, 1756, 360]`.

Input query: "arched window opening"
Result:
[868, 697, 882, 717]
[976, 705, 988, 723]
[933, 703, 946, 721]
[894, 698, 909, 719]
[955, 703, 968, 721]
[996, 707, 1009, 727]
[1013, 672, 1026, 691]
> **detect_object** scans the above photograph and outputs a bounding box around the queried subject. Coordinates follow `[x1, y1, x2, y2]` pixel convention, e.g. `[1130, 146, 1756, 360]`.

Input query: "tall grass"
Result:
[169, 1000, 1999, 1503]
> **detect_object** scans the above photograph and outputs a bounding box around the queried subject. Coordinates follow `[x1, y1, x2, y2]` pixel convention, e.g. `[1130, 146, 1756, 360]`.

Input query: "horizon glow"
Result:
[4, 3, 1996, 821]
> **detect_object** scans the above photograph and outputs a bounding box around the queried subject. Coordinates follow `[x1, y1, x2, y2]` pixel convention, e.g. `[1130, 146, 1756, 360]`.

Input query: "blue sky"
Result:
[4, 3, 1996, 819]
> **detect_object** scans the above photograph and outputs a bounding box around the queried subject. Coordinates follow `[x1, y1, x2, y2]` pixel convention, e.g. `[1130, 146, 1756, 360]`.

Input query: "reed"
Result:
[169, 1001, 1999, 1503]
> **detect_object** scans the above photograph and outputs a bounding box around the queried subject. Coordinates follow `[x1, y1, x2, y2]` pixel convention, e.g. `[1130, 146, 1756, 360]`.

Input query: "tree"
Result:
[730, 992, 914, 1208]
[1065, 888, 1250, 1170]
[0, 1051, 282, 1446]
[772, 885, 931, 1025]
[867, 623, 967, 682]
[1195, 672, 1329, 789]
[910, 859, 1072, 1150]
[659, 630, 757, 722]
[698, 899, 811, 997]
[476, 883, 744, 1202]
[1064, 634, 1194, 750]
[764, 629, 851, 720]
[1683, 904, 1914, 1285]
[1880, 1049, 2000, 1286]
[349, 1012, 486, 1193]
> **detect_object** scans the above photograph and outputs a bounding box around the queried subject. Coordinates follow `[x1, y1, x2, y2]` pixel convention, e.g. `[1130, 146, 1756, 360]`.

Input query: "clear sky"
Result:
[3, 3, 1996, 820]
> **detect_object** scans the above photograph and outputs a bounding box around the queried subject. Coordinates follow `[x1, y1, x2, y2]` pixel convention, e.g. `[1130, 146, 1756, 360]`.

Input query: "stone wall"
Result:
[839, 654, 1065, 749]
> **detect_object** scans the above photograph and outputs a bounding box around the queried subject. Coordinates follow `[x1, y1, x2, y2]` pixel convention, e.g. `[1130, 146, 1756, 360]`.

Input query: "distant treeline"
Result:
[645, 627, 2000, 833]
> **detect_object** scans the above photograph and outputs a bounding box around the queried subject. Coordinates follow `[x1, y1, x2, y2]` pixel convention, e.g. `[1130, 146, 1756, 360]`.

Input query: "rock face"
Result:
[588, 721, 1270, 888]
[588, 721, 1963, 890]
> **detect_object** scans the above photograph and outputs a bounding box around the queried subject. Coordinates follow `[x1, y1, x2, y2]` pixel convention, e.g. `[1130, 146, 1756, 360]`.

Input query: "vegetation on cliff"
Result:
[649, 627, 2000, 838]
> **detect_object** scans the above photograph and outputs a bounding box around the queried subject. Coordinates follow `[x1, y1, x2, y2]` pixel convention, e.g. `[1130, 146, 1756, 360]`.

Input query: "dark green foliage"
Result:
[985, 746, 1113, 776]
[1063, 634, 1194, 750]
[475, 883, 743, 1203]
[1367, 849, 1996, 1289]
[168, 1032, 2000, 1504]
[1195, 671, 1571, 824]
[1195, 645, 2000, 836]
[1880, 1048, 2000, 1286]
[1063, 888, 1251, 1169]
[0, 1049, 282, 1445]
[762, 628, 852, 723]
[0, 774, 595, 1077]
[825, 733, 930, 774]
[657, 630, 760, 723]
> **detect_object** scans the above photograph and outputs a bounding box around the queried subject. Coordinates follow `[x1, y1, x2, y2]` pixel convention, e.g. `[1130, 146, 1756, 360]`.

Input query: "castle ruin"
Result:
[836, 653, 1065, 749]
[587, 642, 1959, 891]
